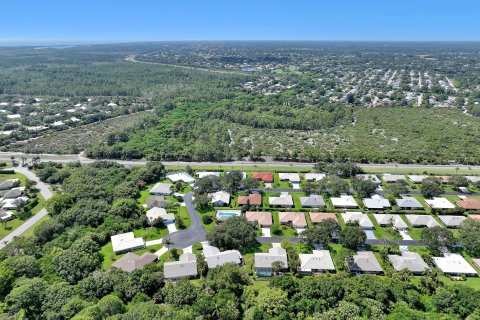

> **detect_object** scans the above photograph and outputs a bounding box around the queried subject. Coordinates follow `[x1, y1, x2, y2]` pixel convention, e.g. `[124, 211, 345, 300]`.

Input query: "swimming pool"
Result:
[216, 210, 241, 221]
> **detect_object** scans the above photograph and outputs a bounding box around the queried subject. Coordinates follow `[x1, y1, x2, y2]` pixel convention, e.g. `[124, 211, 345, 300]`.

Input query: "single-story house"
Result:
[245, 211, 272, 227]
[349, 251, 383, 274]
[388, 252, 430, 274]
[309, 212, 337, 224]
[395, 197, 424, 210]
[255, 247, 289, 277]
[459, 187, 470, 194]
[2, 196, 29, 210]
[405, 215, 441, 228]
[163, 253, 198, 280]
[457, 198, 480, 210]
[331, 195, 358, 208]
[0, 210, 14, 222]
[209, 191, 230, 206]
[466, 176, 480, 183]
[437, 176, 450, 184]
[2, 188, 24, 199]
[363, 194, 391, 210]
[305, 173, 326, 182]
[383, 174, 406, 183]
[373, 214, 408, 230]
[408, 175, 428, 184]
[112, 252, 158, 273]
[252, 172, 273, 183]
[298, 250, 335, 274]
[166, 172, 195, 184]
[149, 183, 173, 196]
[203, 244, 242, 269]
[146, 207, 175, 224]
[473, 259, 480, 270]
[269, 193, 293, 207]
[341, 212, 374, 229]
[197, 171, 221, 179]
[433, 253, 477, 276]
[425, 197, 455, 210]
[111, 232, 146, 254]
[300, 195, 325, 208]
[355, 174, 381, 185]
[146, 196, 171, 209]
[438, 215, 467, 228]
[0, 179, 19, 190]
[278, 172, 300, 183]
[238, 193, 262, 206]
[278, 212, 307, 228]
[216, 209, 241, 222]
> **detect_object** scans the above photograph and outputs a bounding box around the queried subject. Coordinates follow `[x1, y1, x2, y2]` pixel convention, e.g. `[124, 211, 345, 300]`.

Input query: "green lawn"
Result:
[133, 227, 169, 241]
[271, 211, 298, 238]
[172, 206, 191, 229]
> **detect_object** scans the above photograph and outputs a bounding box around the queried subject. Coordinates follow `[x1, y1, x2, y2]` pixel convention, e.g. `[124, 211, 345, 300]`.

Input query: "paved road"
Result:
[0, 167, 54, 249]
[163, 192, 207, 249]
[0, 151, 479, 172]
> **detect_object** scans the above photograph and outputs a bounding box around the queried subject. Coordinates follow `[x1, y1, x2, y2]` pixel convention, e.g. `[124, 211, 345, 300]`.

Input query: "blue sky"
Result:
[1, 0, 479, 44]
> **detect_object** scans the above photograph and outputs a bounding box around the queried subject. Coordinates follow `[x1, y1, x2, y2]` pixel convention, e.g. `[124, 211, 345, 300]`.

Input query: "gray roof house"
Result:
[255, 247, 289, 277]
[2, 188, 24, 199]
[373, 214, 408, 230]
[388, 252, 430, 274]
[349, 251, 383, 274]
[356, 174, 381, 185]
[149, 183, 173, 195]
[163, 253, 198, 280]
[395, 197, 424, 210]
[405, 215, 441, 228]
[203, 244, 242, 269]
[146, 196, 171, 209]
[298, 250, 335, 274]
[112, 252, 158, 273]
[0, 179, 19, 190]
[341, 212, 374, 229]
[383, 174, 406, 183]
[0, 210, 14, 222]
[269, 193, 293, 207]
[438, 215, 467, 228]
[300, 195, 325, 208]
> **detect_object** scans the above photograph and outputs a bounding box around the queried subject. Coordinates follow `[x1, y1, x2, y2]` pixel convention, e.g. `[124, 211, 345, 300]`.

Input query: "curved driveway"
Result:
[163, 192, 207, 249]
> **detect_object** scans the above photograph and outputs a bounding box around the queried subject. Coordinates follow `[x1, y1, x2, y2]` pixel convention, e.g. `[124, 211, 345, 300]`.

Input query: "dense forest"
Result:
[1, 161, 479, 319]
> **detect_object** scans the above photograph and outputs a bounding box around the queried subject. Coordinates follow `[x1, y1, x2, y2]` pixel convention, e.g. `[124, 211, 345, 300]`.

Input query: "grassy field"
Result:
[133, 227, 169, 241]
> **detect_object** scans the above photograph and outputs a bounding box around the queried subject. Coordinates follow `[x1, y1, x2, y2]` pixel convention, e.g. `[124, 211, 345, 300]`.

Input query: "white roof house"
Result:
[2, 197, 29, 210]
[331, 195, 358, 208]
[433, 253, 477, 276]
[388, 252, 430, 274]
[438, 215, 467, 228]
[203, 244, 242, 269]
[363, 194, 391, 210]
[408, 175, 428, 183]
[269, 193, 293, 207]
[305, 173, 326, 182]
[298, 250, 335, 274]
[149, 183, 173, 195]
[466, 176, 480, 183]
[146, 207, 175, 224]
[164, 253, 198, 279]
[197, 171, 221, 179]
[383, 174, 406, 183]
[255, 247, 289, 276]
[111, 232, 145, 254]
[278, 172, 300, 183]
[425, 198, 455, 210]
[209, 191, 230, 206]
[373, 214, 408, 230]
[0, 210, 14, 222]
[405, 215, 441, 228]
[395, 197, 424, 210]
[341, 212, 374, 229]
[355, 174, 381, 185]
[167, 172, 195, 184]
